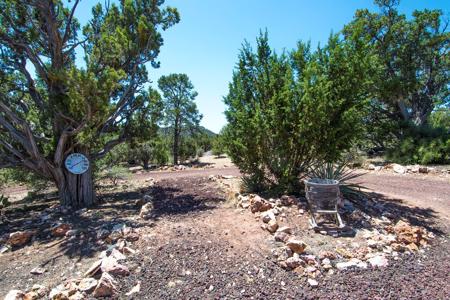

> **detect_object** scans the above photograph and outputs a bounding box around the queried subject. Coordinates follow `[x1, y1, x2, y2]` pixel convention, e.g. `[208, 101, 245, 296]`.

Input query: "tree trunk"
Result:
[55, 165, 96, 209]
[173, 118, 179, 165]
[143, 159, 149, 170]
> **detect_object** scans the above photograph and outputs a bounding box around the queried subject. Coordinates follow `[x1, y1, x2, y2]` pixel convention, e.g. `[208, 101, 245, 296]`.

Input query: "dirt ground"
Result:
[0, 158, 449, 299]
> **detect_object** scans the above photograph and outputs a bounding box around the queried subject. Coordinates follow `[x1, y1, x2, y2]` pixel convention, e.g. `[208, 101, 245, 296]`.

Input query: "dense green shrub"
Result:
[223, 32, 372, 193]
[387, 124, 450, 165]
[212, 131, 227, 157]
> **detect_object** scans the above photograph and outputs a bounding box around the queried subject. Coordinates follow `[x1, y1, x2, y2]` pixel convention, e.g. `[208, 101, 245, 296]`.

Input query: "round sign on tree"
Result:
[65, 153, 90, 175]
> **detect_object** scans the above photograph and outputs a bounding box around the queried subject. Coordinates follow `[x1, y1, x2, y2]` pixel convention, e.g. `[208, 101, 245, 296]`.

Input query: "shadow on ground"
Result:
[0, 177, 226, 262]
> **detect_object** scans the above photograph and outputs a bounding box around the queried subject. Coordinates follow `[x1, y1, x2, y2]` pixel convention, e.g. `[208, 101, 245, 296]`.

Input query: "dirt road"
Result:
[137, 167, 450, 220]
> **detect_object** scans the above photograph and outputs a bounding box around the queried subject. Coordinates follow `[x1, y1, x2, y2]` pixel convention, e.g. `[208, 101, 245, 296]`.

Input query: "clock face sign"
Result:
[65, 153, 90, 175]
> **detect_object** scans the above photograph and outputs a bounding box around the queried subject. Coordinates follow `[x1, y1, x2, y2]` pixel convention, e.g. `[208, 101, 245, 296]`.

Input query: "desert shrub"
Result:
[0, 168, 50, 192]
[223, 32, 372, 193]
[387, 123, 450, 165]
[130, 138, 170, 169]
[212, 132, 226, 157]
[103, 166, 131, 186]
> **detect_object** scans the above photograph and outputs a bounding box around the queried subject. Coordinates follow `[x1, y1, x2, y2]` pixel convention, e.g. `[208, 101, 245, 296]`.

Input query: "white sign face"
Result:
[65, 153, 90, 175]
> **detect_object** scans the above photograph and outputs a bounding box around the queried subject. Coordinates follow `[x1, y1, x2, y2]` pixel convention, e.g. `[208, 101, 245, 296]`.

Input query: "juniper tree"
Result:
[0, 0, 179, 207]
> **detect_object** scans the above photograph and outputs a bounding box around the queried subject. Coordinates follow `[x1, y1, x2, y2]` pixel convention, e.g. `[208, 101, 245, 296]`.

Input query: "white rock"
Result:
[78, 277, 98, 293]
[277, 226, 293, 235]
[393, 164, 406, 174]
[368, 255, 389, 268]
[308, 279, 319, 287]
[4, 290, 25, 300]
[260, 211, 276, 223]
[126, 282, 141, 296]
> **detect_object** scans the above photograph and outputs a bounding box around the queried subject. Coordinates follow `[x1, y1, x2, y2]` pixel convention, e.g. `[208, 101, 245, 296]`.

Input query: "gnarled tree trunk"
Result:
[54, 166, 95, 208]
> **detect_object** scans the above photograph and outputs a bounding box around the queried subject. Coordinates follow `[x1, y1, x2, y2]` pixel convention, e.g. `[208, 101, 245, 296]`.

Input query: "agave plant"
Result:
[307, 155, 366, 201]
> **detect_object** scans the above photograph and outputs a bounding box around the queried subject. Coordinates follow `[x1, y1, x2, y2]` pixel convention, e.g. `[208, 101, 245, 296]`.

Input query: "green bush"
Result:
[223, 32, 371, 193]
[103, 166, 131, 186]
[387, 126, 450, 165]
[212, 132, 226, 157]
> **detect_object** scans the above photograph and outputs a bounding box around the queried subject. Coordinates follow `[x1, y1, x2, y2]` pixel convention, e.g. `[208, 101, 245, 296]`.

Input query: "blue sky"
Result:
[72, 0, 449, 133]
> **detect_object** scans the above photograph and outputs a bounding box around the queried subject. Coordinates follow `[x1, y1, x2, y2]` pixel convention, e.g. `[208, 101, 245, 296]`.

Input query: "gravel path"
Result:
[118, 177, 450, 300]
[137, 167, 450, 220]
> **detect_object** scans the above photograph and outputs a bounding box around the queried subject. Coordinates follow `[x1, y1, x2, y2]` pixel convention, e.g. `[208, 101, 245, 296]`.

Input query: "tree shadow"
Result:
[342, 190, 445, 236]
[0, 177, 226, 262]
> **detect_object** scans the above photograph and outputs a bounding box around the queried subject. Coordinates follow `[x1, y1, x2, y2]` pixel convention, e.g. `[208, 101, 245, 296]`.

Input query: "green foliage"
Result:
[130, 137, 170, 168]
[387, 124, 450, 165]
[158, 74, 202, 165]
[103, 166, 131, 186]
[212, 131, 226, 157]
[0, 168, 50, 192]
[0, 0, 179, 206]
[223, 32, 372, 193]
[0, 194, 10, 209]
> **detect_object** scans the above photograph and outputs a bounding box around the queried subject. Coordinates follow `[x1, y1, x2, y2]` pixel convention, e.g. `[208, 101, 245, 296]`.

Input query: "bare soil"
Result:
[0, 164, 449, 299]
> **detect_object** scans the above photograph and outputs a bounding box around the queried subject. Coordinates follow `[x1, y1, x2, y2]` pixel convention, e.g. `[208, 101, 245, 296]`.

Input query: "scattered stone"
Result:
[419, 167, 428, 174]
[7, 231, 33, 247]
[274, 231, 290, 243]
[83, 260, 102, 277]
[65, 230, 78, 237]
[367, 164, 376, 170]
[249, 195, 272, 213]
[0, 244, 11, 254]
[368, 255, 389, 268]
[139, 203, 154, 219]
[4, 290, 25, 300]
[266, 219, 279, 233]
[23, 291, 39, 300]
[277, 226, 293, 235]
[78, 277, 97, 293]
[286, 239, 307, 254]
[68, 292, 85, 300]
[260, 211, 276, 223]
[280, 195, 296, 206]
[30, 267, 46, 275]
[125, 282, 141, 296]
[101, 256, 130, 276]
[285, 256, 303, 269]
[49, 284, 69, 300]
[336, 258, 367, 270]
[93, 272, 118, 298]
[393, 164, 406, 174]
[319, 251, 337, 260]
[308, 279, 319, 287]
[110, 248, 126, 261]
[51, 224, 72, 237]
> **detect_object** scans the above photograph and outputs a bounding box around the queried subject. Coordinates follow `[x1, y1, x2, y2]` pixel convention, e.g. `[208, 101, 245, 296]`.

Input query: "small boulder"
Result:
[7, 231, 33, 247]
[249, 195, 272, 213]
[280, 195, 296, 206]
[285, 256, 303, 269]
[139, 203, 154, 220]
[277, 226, 293, 235]
[4, 290, 25, 300]
[308, 279, 319, 287]
[260, 211, 276, 223]
[368, 255, 389, 268]
[274, 231, 290, 243]
[48, 284, 69, 300]
[30, 267, 46, 275]
[51, 224, 72, 237]
[78, 277, 97, 294]
[286, 239, 307, 254]
[393, 164, 406, 174]
[266, 219, 279, 233]
[101, 256, 130, 276]
[93, 272, 118, 298]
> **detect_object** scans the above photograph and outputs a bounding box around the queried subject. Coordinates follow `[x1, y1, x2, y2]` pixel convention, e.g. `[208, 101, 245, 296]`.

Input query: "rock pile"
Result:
[4, 223, 141, 299]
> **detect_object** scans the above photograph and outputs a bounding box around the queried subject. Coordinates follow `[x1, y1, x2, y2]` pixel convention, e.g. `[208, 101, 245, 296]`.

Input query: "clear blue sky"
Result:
[72, 0, 449, 133]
